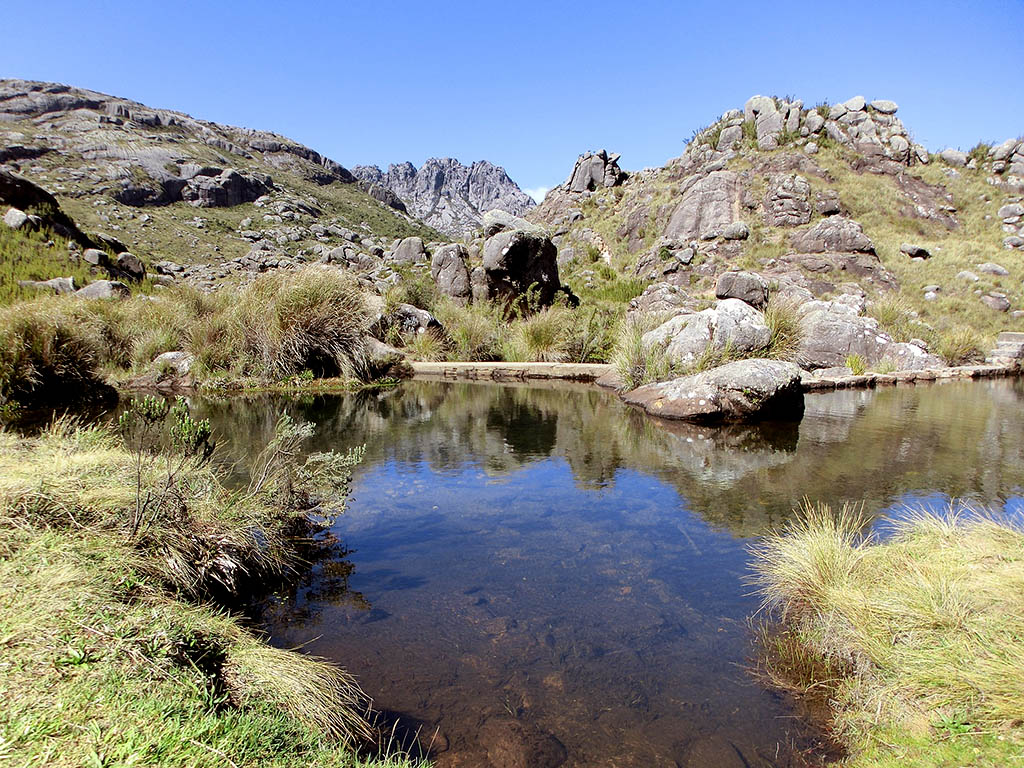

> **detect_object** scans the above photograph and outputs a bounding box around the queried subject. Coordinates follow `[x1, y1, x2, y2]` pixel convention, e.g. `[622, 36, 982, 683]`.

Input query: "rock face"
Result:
[642, 299, 770, 366]
[352, 158, 535, 237]
[482, 229, 563, 307]
[74, 280, 130, 299]
[567, 149, 627, 192]
[179, 168, 273, 208]
[797, 302, 943, 369]
[623, 359, 805, 423]
[764, 174, 812, 227]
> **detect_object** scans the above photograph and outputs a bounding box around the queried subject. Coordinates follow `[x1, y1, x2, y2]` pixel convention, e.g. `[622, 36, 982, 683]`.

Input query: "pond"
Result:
[192, 378, 1024, 768]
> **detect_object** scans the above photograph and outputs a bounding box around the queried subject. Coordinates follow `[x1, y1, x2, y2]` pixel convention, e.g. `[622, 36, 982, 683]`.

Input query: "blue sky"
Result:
[2, 0, 1022, 201]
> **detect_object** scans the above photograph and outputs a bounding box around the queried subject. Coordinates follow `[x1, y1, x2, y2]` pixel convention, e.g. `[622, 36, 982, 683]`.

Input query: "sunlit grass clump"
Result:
[749, 500, 1024, 767]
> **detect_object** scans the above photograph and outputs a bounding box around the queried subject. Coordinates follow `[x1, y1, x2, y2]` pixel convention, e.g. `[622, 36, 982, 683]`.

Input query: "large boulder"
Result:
[115, 252, 146, 282]
[430, 243, 471, 303]
[627, 281, 694, 317]
[642, 298, 770, 366]
[797, 302, 943, 370]
[665, 171, 740, 241]
[623, 359, 804, 423]
[389, 236, 427, 265]
[744, 96, 784, 150]
[373, 302, 441, 339]
[180, 169, 272, 207]
[715, 271, 769, 308]
[790, 215, 875, 254]
[482, 229, 562, 307]
[567, 149, 626, 193]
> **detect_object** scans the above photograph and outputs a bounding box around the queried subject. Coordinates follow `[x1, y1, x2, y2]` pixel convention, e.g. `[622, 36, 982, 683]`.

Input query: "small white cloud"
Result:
[523, 186, 550, 203]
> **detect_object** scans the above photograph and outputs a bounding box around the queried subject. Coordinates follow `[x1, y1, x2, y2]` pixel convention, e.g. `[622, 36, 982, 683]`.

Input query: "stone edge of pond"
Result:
[408, 360, 1022, 390]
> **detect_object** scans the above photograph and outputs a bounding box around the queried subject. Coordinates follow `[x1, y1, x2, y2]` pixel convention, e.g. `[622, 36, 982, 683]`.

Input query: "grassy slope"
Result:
[750, 504, 1024, 767]
[0, 421, 426, 768]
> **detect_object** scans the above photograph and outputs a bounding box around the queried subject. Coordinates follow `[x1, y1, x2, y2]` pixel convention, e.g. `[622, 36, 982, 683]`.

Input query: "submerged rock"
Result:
[623, 359, 804, 423]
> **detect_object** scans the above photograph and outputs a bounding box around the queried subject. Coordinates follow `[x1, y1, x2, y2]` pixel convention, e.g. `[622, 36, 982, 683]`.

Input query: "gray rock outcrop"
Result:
[715, 271, 769, 308]
[623, 359, 804, 423]
[352, 158, 535, 237]
[665, 171, 740, 241]
[567, 150, 627, 192]
[790, 215, 875, 254]
[74, 280, 130, 299]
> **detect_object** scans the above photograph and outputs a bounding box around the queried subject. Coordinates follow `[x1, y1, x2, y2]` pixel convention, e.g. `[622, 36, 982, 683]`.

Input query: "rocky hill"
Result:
[352, 158, 535, 237]
[0, 78, 446, 288]
[530, 95, 1024, 367]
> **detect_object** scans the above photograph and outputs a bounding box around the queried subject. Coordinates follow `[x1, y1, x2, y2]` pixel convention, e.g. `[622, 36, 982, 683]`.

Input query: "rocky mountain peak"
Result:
[352, 158, 534, 238]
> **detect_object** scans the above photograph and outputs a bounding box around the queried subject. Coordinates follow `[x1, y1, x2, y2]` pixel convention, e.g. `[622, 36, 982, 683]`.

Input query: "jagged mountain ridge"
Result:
[352, 158, 535, 238]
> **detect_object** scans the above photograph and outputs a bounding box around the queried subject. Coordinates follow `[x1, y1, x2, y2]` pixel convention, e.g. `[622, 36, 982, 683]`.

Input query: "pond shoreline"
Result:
[407, 359, 1022, 391]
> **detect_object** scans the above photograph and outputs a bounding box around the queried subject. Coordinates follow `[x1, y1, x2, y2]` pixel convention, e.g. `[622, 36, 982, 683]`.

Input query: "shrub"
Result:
[764, 297, 804, 360]
[936, 327, 984, 365]
[432, 299, 504, 361]
[230, 268, 370, 379]
[504, 305, 572, 362]
[845, 353, 867, 375]
[404, 328, 447, 361]
[0, 296, 109, 407]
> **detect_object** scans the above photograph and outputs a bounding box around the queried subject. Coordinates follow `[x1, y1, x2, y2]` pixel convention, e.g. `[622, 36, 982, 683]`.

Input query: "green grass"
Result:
[0, 416, 426, 767]
[750, 501, 1024, 767]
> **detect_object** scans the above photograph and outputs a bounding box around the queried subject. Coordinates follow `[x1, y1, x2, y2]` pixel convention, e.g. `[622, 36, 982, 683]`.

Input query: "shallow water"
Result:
[194, 378, 1024, 767]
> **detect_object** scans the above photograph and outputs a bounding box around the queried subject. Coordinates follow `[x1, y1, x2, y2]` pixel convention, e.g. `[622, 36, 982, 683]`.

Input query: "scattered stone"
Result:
[482, 229, 563, 307]
[17, 276, 76, 294]
[938, 148, 968, 167]
[153, 351, 194, 375]
[956, 270, 979, 282]
[115, 252, 146, 281]
[628, 282, 693, 317]
[977, 262, 1009, 276]
[870, 99, 899, 114]
[642, 299, 770, 366]
[3, 207, 30, 230]
[790, 215, 875, 254]
[981, 293, 1011, 312]
[389, 236, 427, 265]
[900, 243, 931, 259]
[623, 358, 804, 423]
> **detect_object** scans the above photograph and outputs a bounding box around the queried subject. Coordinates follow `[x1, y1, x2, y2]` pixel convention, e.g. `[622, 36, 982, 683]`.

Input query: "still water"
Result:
[193, 378, 1024, 768]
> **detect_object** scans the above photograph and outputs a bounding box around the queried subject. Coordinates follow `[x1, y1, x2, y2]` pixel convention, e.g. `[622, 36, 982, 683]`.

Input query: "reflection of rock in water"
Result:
[486, 390, 559, 459]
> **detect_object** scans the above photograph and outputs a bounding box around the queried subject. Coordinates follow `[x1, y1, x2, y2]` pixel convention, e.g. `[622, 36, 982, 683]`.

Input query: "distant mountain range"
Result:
[353, 158, 535, 237]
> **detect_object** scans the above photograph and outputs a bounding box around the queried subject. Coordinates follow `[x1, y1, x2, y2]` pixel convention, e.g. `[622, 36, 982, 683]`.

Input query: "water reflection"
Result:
[192, 378, 1024, 767]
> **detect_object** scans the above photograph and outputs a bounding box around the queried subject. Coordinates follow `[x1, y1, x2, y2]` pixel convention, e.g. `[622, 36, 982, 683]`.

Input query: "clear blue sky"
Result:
[2, 0, 1022, 200]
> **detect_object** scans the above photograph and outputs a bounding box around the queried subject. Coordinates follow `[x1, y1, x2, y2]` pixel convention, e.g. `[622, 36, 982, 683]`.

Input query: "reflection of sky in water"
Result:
[194, 378, 1024, 768]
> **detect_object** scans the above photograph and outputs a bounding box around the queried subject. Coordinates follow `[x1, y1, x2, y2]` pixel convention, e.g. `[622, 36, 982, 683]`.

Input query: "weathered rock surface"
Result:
[665, 171, 740, 241]
[180, 168, 273, 208]
[623, 359, 804, 423]
[567, 149, 626, 192]
[764, 174, 812, 227]
[797, 302, 943, 369]
[388, 236, 427, 265]
[353, 158, 534, 237]
[17, 276, 76, 294]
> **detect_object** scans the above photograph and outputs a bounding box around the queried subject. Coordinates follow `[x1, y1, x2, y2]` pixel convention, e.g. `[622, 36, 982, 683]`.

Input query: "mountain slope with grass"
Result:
[0, 78, 443, 289]
[530, 95, 1024, 369]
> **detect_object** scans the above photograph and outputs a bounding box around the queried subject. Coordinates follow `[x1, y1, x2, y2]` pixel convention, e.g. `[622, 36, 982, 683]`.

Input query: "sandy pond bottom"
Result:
[194, 378, 1024, 768]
